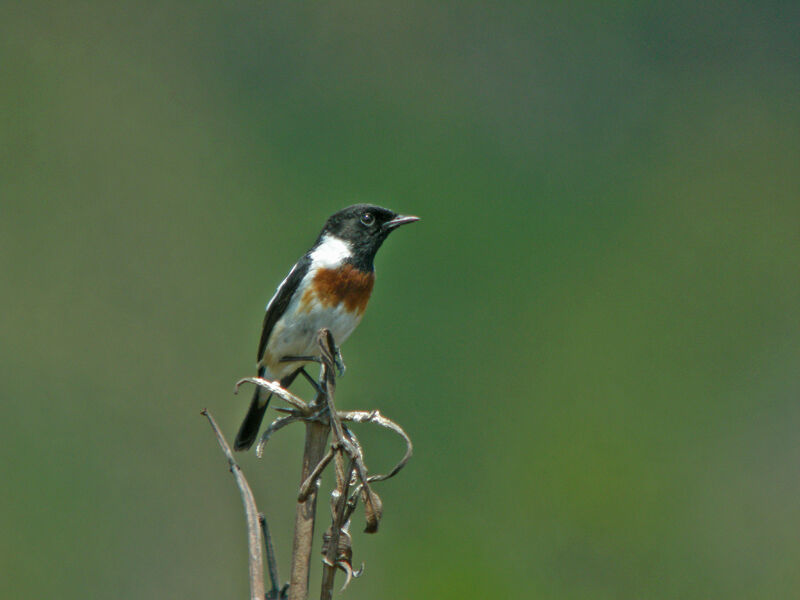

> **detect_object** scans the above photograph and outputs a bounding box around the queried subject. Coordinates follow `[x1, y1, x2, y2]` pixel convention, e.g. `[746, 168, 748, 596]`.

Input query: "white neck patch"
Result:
[309, 234, 352, 268]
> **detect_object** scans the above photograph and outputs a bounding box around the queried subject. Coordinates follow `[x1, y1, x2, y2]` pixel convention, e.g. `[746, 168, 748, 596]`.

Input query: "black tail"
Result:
[234, 369, 301, 452]
[234, 387, 270, 451]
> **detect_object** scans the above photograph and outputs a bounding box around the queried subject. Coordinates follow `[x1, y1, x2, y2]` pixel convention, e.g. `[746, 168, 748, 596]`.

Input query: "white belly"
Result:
[261, 297, 362, 380]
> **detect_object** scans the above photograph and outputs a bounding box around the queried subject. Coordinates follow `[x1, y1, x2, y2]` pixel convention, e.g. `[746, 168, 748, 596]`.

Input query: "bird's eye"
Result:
[360, 212, 375, 226]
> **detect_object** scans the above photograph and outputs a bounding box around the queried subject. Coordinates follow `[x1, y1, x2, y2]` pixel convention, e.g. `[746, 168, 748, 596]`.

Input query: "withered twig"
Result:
[287, 412, 329, 600]
[330, 436, 365, 590]
[316, 334, 358, 459]
[316, 331, 352, 598]
[235, 376, 311, 414]
[201, 409, 265, 600]
[321, 456, 356, 599]
[298, 445, 336, 501]
[287, 343, 332, 600]
[256, 414, 305, 457]
[223, 328, 411, 600]
[339, 410, 413, 483]
[317, 333, 382, 533]
[259, 513, 287, 599]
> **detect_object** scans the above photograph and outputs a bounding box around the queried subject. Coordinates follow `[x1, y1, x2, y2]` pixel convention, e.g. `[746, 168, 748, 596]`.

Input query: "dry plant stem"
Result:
[298, 445, 336, 501]
[287, 392, 331, 600]
[246, 328, 411, 599]
[317, 330, 367, 597]
[320, 458, 355, 600]
[259, 514, 282, 599]
[236, 376, 309, 413]
[201, 409, 265, 600]
[339, 410, 413, 484]
[257, 414, 305, 457]
[318, 341, 381, 534]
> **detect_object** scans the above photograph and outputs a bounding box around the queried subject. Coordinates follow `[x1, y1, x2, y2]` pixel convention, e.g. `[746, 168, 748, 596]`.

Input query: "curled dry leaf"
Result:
[322, 525, 352, 565]
[256, 414, 304, 457]
[339, 410, 413, 483]
[221, 329, 414, 599]
[337, 559, 364, 592]
[235, 376, 310, 414]
[361, 486, 383, 533]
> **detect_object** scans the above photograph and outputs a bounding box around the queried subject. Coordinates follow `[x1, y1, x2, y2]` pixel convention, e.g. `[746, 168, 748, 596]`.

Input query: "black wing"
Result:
[257, 255, 311, 362]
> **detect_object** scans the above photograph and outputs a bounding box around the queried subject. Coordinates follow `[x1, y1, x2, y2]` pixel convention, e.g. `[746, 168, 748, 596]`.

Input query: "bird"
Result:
[234, 204, 419, 451]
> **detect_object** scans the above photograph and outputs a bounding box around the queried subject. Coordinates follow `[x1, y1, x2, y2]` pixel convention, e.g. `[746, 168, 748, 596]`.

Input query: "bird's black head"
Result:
[319, 204, 419, 270]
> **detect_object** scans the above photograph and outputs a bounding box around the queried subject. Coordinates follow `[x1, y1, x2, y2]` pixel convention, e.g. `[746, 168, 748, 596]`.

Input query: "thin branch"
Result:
[339, 410, 413, 483]
[235, 376, 311, 414]
[256, 413, 305, 458]
[287, 388, 331, 600]
[259, 513, 287, 599]
[214, 327, 413, 600]
[201, 409, 265, 600]
[298, 445, 336, 502]
[317, 333, 382, 533]
[321, 457, 356, 600]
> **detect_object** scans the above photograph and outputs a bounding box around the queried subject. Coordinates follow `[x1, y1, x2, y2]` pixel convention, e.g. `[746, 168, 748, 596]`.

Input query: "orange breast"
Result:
[300, 264, 375, 315]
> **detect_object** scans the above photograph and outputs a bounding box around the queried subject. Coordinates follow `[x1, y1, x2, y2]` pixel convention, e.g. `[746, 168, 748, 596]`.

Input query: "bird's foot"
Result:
[279, 355, 320, 364]
[279, 347, 344, 377]
[298, 367, 324, 396]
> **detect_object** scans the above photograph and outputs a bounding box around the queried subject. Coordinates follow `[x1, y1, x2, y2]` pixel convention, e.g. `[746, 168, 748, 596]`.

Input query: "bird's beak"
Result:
[383, 214, 420, 231]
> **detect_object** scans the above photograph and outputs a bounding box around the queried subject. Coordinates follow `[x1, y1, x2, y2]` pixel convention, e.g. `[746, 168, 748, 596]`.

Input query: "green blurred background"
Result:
[2, 2, 799, 598]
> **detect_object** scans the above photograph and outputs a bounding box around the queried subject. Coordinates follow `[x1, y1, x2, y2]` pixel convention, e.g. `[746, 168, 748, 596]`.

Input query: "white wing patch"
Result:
[309, 234, 352, 269]
[265, 263, 298, 311]
[260, 234, 357, 380]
